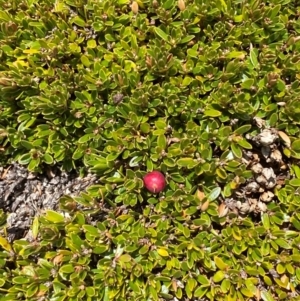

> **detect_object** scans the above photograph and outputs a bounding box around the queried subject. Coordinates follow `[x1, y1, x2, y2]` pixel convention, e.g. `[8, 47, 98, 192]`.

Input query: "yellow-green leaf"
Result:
[232, 226, 242, 240]
[23, 49, 40, 54]
[213, 270, 225, 283]
[44, 210, 65, 223]
[240, 287, 254, 297]
[221, 278, 231, 293]
[71, 16, 86, 27]
[0, 236, 13, 252]
[87, 39, 97, 48]
[32, 217, 39, 240]
[194, 286, 208, 298]
[81, 55, 91, 67]
[261, 290, 275, 301]
[157, 248, 169, 257]
[214, 256, 229, 270]
[203, 109, 222, 117]
[118, 254, 131, 263]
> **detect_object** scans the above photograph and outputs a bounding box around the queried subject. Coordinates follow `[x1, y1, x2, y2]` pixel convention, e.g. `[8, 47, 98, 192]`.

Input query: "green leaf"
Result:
[269, 4, 281, 19]
[78, 133, 93, 143]
[59, 264, 75, 274]
[153, 27, 169, 42]
[263, 276, 273, 286]
[177, 157, 196, 168]
[289, 178, 300, 187]
[291, 216, 300, 230]
[250, 47, 259, 68]
[71, 16, 86, 27]
[130, 34, 138, 51]
[82, 225, 99, 236]
[197, 274, 210, 286]
[162, 0, 174, 9]
[261, 213, 270, 230]
[216, 168, 227, 179]
[43, 153, 54, 164]
[237, 139, 252, 149]
[81, 55, 91, 67]
[28, 159, 40, 171]
[0, 10, 11, 22]
[20, 140, 34, 150]
[89, 161, 110, 172]
[72, 147, 84, 160]
[0, 278, 5, 287]
[93, 245, 109, 254]
[216, 0, 227, 12]
[186, 278, 197, 293]
[276, 79, 285, 92]
[119, 254, 131, 263]
[180, 35, 195, 44]
[213, 270, 225, 283]
[86, 287, 95, 297]
[214, 256, 229, 270]
[231, 143, 242, 158]
[157, 134, 167, 149]
[155, 119, 167, 129]
[87, 39, 97, 48]
[276, 263, 285, 274]
[32, 217, 39, 240]
[241, 78, 254, 89]
[203, 109, 222, 117]
[140, 123, 150, 133]
[226, 51, 246, 59]
[207, 187, 221, 201]
[194, 286, 208, 298]
[44, 210, 65, 223]
[234, 124, 252, 134]
[139, 245, 149, 255]
[275, 239, 291, 249]
[13, 276, 31, 284]
[240, 287, 254, 297]
[182, 76, 193, 86]
[221, 279, 231, 293]
[245, 279, 257, 294]
[261, 291, 275, 301]
[0, 236, 13, 252]
[18, 153, 31, 165]
[292, 139, 300, 151]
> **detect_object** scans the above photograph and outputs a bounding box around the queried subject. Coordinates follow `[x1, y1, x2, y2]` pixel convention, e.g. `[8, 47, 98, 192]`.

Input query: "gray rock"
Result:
[0, 163, 98, 241]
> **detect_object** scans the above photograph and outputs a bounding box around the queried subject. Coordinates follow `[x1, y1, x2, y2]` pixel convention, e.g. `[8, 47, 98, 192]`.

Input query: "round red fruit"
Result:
[143, 171, 166, 194]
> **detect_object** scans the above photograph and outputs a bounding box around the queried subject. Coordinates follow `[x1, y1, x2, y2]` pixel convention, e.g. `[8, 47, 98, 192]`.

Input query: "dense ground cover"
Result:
[1, 0, 300, 300]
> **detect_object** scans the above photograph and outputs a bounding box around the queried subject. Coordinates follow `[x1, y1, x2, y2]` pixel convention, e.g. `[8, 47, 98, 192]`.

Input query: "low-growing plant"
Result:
[1, 0, 300, 300]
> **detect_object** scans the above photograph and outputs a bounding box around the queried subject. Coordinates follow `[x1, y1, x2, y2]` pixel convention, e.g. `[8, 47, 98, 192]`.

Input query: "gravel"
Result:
[0, 162, 98, 241]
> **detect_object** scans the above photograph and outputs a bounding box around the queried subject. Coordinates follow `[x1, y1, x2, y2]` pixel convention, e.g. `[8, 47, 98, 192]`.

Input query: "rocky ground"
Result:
[0, 163, 98, 241]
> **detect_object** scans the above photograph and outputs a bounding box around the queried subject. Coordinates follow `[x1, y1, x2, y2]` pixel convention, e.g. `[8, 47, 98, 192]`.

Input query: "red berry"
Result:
[143, 171, 166, 194]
